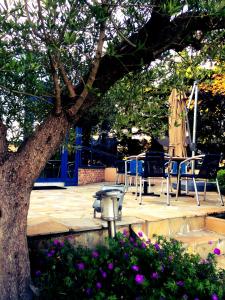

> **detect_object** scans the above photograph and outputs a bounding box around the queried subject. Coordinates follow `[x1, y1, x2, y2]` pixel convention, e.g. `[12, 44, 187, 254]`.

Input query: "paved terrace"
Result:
[28, 181, 225, 237]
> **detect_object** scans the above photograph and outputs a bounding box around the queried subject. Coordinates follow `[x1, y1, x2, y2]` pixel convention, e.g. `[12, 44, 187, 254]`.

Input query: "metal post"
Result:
[192, 83, 198, 172]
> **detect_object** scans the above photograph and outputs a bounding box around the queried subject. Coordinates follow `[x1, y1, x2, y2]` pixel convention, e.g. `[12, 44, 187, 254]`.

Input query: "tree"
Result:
[0, 0, 225, 298]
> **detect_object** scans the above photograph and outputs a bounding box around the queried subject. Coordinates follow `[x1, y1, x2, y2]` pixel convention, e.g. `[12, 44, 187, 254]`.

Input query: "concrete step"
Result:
[174, 229, 225, 262]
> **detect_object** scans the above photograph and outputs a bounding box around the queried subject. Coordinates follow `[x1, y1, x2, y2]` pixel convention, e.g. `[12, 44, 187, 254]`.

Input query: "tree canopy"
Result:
[0, 0, 225, 144]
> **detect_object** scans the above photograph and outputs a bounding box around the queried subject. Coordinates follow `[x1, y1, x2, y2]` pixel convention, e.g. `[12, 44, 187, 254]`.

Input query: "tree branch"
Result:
[74, 10, 225, 120]
[0, 85, 54, 104]
[67, 17, 106, 117]
[49, 55, 62, 115]
[57, 59, 76, 98]
[24, 0, 44, 40]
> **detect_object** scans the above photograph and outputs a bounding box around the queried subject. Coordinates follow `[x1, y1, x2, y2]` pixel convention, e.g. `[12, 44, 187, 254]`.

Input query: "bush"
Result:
[30, 232, 225, 300]
[218, 169, 225, 191]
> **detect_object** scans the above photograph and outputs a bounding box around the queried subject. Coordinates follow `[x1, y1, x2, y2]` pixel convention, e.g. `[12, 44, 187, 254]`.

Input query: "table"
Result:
[171, 156, 187, 196]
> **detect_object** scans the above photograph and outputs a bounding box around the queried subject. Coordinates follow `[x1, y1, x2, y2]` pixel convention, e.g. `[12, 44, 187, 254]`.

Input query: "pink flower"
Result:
[108, 263, 114, 270]
[96, 282, 102, 289]
[123, 229, 129, 237]
[132, 265, 139, 272]
[135, 274, 145, 284]
[53, 239, 60, 245]
[208, 240, 213, 245]
[211, 294, 219, 300]
[77, 262, 85, 270]
[213, 248, 221, 255]
[151, 272, 159, 279]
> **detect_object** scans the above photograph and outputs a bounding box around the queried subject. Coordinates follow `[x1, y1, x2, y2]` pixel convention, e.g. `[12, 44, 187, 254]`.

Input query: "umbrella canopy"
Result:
[168, 89, 187, 157]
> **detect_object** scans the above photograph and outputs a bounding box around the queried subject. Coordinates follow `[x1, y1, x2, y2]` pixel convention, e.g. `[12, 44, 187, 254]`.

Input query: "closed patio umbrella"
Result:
[168, 89, 187, 157]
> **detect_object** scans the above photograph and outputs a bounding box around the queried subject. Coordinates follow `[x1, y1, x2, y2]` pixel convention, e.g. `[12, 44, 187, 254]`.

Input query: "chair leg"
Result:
[216, 178, 224, 206]
[203, 180, 207, 201]
[175, 175, 180, 200]
[166, 177, 170, 206]
[193, 178, 200, 206]
[161, 180, 164, 194]
[139, 178, 143, 205]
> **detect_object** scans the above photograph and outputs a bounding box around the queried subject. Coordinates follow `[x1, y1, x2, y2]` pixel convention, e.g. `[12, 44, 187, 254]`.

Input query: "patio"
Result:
[27, 180, 225, 270]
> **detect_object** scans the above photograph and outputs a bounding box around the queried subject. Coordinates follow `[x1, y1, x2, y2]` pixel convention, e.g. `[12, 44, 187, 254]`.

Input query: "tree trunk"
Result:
[0, 180, 32, 300]
[0, 112, 70, 299]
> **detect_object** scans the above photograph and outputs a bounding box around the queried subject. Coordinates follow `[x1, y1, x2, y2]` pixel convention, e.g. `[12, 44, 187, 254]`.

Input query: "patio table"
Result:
[170, 156, 188, 197]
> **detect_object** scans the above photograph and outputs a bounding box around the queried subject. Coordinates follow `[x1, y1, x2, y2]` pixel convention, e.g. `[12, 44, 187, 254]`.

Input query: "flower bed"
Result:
[30, 231, 225, 299]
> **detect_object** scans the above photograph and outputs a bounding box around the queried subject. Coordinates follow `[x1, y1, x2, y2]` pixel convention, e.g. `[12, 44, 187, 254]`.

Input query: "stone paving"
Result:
[28, 181, 225, 237]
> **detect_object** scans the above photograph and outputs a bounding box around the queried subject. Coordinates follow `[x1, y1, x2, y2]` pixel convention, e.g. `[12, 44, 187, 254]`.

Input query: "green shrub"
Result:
[30, 232, 225, 300]
[218, 169, 225, 190]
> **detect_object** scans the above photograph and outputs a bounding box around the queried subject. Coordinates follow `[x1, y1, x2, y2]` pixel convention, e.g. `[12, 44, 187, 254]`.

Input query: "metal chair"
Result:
[115, 160, 126, 184]
[139, 152, 171, 206]
[127, 159, 143, 186]
[176, 154, 224, 206]
[93, 184, 126, 219]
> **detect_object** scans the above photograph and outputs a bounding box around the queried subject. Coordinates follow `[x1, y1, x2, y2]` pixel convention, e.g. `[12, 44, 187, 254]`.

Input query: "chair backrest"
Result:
[143, 152, 165, 178]
[171, 161, 187, 175]
[197, 154, 221, 179]
[116, 160, 126, 174]
[129, 159, 143, 176]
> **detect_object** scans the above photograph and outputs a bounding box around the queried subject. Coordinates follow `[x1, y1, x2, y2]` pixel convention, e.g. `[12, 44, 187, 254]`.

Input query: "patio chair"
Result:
[115, 160, 126, 184]
[127, 159, 143, 186]
[139, 152, 171, 206]
[93, 184, 126, 219]
[176, 154, 224, 206]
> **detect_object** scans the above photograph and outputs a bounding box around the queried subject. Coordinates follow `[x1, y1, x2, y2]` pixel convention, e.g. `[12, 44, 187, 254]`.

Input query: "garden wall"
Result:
[78, 167, 118, 185]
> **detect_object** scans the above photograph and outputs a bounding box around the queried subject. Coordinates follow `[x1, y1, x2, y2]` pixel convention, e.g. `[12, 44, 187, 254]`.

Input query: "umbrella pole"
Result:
[191, 82, 198, 172]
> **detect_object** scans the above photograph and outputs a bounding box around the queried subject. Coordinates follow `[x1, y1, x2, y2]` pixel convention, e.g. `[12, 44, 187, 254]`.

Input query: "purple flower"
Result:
[134, 242, 138, 247]
[151, 272, 159, 279]
[169, 255, 173, 261]
[35, 270, 41, 277]
[213, 248, 221, 255]
[101, 270, 107, 278]
[86, 288, 92, 296]
[208, 240, 213, 245]
[77, 262, 85, 270]
[135, 274, 145, 285]
[146, 239, 151, 244]
[194, 298, 200, 300]
[108, 263, 114, 270]
[130, 237, 135, 243]
[132, 265, 139, 272]
[161, 265, 165, 272]
[124, 253, 129, 259]
[123, 229, 129, 237]
[141, 242, 146, 249]
[96, 282, 102, 289]
[120, 239, 125, 245]
[53, 239, 60, 245]
[154, 243, 160, 251]
[176, 280, 184, 287]
[211, 294, 219, 300]
[47, 250, 55, 257]
[92, 250, 99, 258]
[138, 231, 143, 237]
